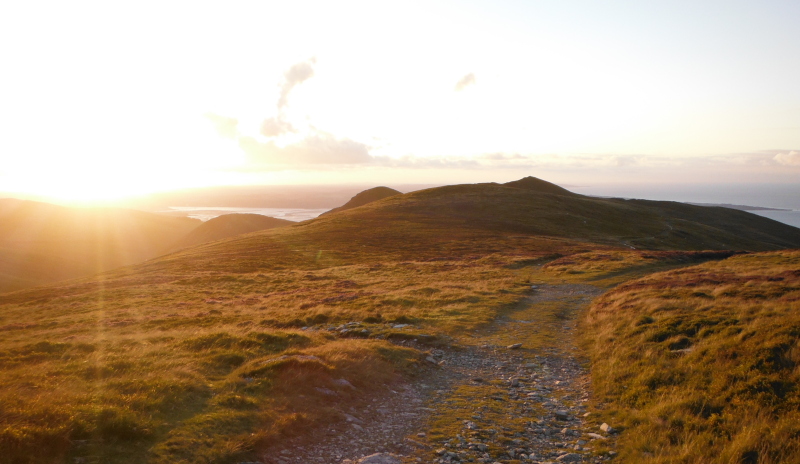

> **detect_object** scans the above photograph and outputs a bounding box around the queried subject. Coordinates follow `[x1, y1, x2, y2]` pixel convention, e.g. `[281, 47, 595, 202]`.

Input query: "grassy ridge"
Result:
[320, 186, 400, 216]
[301, 182, 800, 251]
[170, 213, 294, 251]
[582, 250, 800, 463]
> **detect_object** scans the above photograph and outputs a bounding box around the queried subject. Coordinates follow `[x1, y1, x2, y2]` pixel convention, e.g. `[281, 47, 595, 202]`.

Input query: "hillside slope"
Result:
[0, 198, 200, 292]
[583, 250, 800, 463]
[321, 186, 401, 216]
[170, 213, 294, 250]
[1, 178, 799, 463]
[320, 181, 800, 250]
[117, 178, 800, 278]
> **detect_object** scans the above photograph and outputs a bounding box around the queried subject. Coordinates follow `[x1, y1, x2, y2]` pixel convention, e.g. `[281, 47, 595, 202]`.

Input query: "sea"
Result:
[749, 210, 800, 229]
[571, 182, 800, 229]
[162, 206, 329, 222]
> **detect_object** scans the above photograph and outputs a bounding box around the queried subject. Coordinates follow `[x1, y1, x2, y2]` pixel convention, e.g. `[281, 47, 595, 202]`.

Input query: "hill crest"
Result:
[321, 186, 401, 216]
[171, 213, 293, 250]
[503, 176, 577, 196]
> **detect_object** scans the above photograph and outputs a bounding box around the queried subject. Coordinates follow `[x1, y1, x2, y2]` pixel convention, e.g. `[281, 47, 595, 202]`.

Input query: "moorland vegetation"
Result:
[171, 214, 294, 251]
[583, 250, 800, 464]
[0, 199, 199, 293]
[0, 177, 798, 463]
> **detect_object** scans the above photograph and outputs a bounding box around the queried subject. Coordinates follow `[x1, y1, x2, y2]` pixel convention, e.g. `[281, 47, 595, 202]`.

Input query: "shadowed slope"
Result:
[170, 213, 294, 251]
[298, 180, 800, 253]
[119, 179, 800, 279]
[321, 186, 401, 216]
[0, 198, 200, 292]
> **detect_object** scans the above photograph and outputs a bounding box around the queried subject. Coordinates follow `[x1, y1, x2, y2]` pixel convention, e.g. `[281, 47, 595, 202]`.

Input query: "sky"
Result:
[1, 0, 799, 203]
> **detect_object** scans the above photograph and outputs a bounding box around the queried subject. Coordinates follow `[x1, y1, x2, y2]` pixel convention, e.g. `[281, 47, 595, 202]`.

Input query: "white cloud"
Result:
[774, 150, 800, 166]
[239, 131, 372, 167]
[258, 58, 318, 138]
[454, 72, 476, 91]
[260, 117, 294, 137]
[278, 58, 317, 110]
[480, 153, 527, 160]
[203, 113, 238, 139]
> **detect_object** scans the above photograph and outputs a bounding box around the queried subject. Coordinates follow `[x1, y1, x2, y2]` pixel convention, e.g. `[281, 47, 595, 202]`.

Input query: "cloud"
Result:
[693, 149, 800, 168]
[454, 73, 476, 91]
[257, 58, 317, 138]
[204, 113, 238, 139]
[607, 155, 642, 167]
[371, 156, 482, 169]
[260, 117, 294, 137]
[480, 153, 527, 161]
[774, 150, 800, 166]
[277, 58, 316, 110]
[239, 131, 372, 167]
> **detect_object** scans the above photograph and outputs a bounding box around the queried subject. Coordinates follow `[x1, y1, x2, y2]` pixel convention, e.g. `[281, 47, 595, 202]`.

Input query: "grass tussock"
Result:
[582, 250, 800, 463]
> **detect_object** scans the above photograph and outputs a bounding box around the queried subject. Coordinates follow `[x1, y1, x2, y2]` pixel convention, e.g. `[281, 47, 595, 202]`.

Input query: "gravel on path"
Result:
[258, 284, 618, 464]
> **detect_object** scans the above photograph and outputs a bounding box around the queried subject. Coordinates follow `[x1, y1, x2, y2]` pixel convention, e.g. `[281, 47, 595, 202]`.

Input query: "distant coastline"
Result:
[688, 202, 789, 211]
[159, 206, 327, 222]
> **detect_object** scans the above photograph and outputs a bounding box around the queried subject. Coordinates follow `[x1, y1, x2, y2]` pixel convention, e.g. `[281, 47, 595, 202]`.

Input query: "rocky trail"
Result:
[262, 284, 618, 464]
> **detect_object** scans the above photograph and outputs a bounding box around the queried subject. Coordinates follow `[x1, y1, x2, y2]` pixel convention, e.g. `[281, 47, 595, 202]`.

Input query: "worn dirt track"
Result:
[263, 284, 618, 464]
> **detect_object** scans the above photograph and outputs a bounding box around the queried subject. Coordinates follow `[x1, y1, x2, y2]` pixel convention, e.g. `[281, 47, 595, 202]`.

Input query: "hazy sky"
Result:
[1, 0, 799, 202]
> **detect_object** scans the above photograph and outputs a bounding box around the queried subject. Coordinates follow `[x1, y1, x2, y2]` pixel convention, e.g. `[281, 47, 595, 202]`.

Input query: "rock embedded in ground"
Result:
[352, 453, 403, 464]
[334, 378, 356, 389]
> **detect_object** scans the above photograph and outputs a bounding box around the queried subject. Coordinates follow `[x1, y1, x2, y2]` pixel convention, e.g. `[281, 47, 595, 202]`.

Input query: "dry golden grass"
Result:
[0, 198, 200, 293]
[543, 250, 743, 286]
[2, 180, 798, 463]
[582, 250, 800, 463]
[0, 245, 558, 463]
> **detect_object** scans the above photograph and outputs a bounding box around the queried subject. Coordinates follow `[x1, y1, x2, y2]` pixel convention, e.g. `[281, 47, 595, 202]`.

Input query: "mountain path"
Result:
[262, 284, 618, 464]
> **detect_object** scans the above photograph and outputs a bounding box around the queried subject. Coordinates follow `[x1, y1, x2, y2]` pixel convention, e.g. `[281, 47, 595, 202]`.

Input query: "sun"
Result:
[0, 113, 250, 205]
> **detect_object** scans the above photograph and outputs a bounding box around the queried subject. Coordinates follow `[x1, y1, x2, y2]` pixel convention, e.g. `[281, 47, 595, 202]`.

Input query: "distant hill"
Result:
[0, 198, 200, 293]
[503, 176, 578, 196]
[294, 178, 800, 255]
[321, 186, 401, 215]
[138, 177, 800, 277]
[171, 213, 294, 250]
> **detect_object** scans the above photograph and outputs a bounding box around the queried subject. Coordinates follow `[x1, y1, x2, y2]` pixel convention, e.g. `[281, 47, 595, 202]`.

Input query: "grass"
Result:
[543, 250, 744, 286]
[0, 198, 200, 293]
[581, 250, 800, 463]
[1, 180, 798, 462]
[0, 246, 555, 463]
